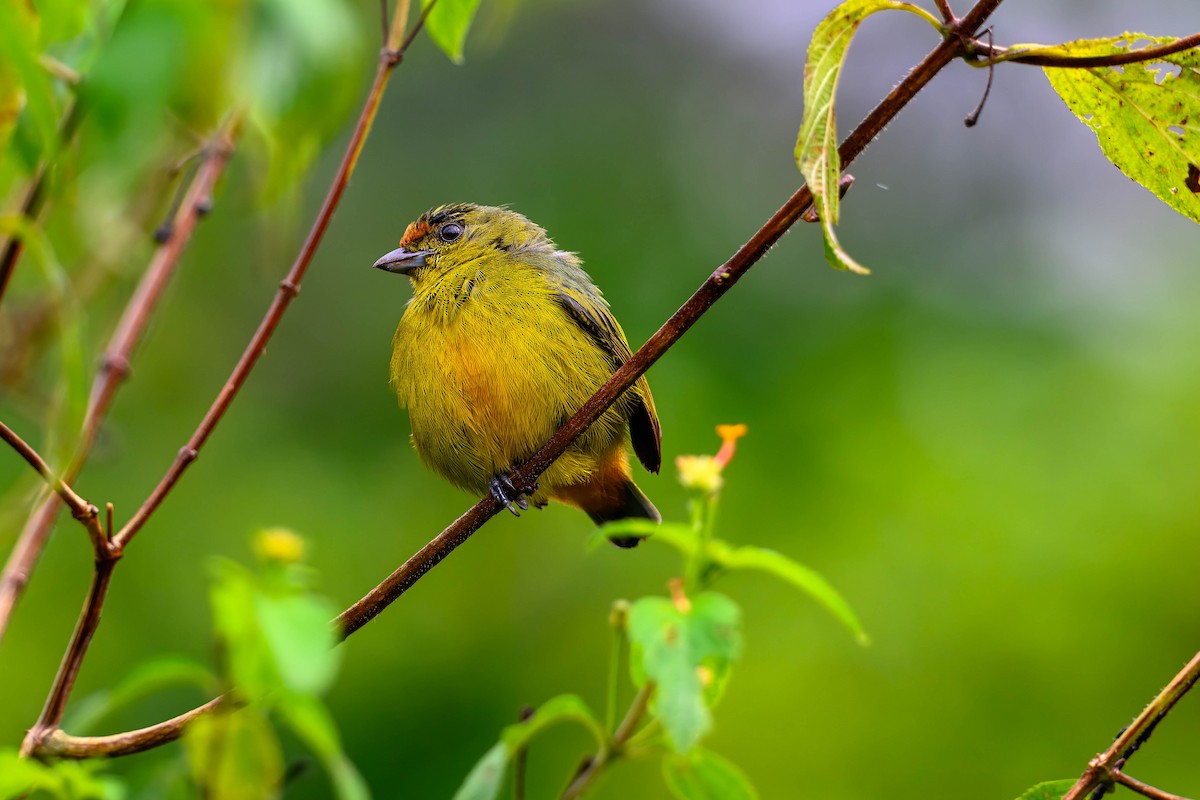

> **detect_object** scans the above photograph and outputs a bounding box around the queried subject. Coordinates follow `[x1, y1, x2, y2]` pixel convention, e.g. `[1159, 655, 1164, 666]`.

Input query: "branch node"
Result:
[178, 446, 199, 465]
[101, 354, 132, 381]
[382, 48, 403, 67]
[279, 278, 301, 298]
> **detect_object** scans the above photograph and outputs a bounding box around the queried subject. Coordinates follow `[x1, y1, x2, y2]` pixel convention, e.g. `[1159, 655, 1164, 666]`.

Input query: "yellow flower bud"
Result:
[254, 527, 305, 564]
[675, 454, 724, 494]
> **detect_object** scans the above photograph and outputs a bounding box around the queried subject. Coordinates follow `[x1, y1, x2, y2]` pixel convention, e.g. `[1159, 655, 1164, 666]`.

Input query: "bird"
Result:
[375, 203, 661, 545]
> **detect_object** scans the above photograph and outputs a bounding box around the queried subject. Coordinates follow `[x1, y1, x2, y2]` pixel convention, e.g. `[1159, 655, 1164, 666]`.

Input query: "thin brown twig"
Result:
[21, 559, 119, 756]
[36, 695, 232, 759]
[560, 683, 654, 800]
[972, 31, 1200, 68]
[17, 0, 421, 760]
[21, 0, 1010, 762]
[0, 421, 105, 554]
[933, 0, 955, 24]
[1112, 771, 1194, 800]
[1062, 649, 1200, 800]
[0, 119, 241, 643]
[112, 1, 419, 551]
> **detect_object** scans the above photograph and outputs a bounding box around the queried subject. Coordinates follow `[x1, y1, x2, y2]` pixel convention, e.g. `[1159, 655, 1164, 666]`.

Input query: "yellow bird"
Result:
[375, 204, 661, 545]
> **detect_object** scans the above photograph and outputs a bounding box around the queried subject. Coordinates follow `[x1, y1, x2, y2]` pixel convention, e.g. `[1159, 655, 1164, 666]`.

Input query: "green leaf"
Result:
[0, 0, 60, 163]
[254, 591, 341, 695]
[662, 748, 760, 800]
[1014, 779, 1078, 800]
[277, 693, 371, 800]
[452, 742, 507, 800]
[0, 747, 58, 797]
[210, 560, 275, 701]
[601, 520, 696, 554]
[453, 695, 605, 800]
[38, 0, 91, 45]
[718, 545, 868, 644]
[423, 0, 484, 64]
[796, 0, 930, 274]
[628, 593, 742, 752]
[1037, 34, 1200, 224]
[184, 707, 284, 800]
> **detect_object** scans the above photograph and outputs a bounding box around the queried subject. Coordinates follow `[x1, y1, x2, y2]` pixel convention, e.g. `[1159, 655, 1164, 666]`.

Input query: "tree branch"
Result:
[933, 0, 955, 24]
[1062, 649, 1200, 800]
[0, 421, 106, 555]
[21, 0, 1010, 761]
[972, 31, 1200, 68]
[111, 2, 420, 551]
[0, 118, 240, 643]
[1112, 771, 1194, 800]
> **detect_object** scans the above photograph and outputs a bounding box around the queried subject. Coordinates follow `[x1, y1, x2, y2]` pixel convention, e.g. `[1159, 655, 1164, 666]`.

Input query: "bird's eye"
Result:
[438, 222, 464, 243]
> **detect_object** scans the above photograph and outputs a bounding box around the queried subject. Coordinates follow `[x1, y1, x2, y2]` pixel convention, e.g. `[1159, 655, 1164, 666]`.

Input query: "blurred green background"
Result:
[3, 0, 1200, 797]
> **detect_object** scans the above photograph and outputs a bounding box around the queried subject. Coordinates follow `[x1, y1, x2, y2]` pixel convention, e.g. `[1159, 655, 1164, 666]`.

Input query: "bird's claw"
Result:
[489, 474, 530, 517]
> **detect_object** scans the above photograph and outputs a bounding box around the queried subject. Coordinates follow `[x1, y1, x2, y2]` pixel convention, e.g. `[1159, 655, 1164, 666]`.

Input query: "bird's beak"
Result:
[373, 246, 435, 275]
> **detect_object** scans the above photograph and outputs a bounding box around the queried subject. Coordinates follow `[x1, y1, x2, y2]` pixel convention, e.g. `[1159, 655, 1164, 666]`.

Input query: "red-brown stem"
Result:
[1112, 771, 1193, 800]
[26, 0, 1005, 761]
[933, 0, 955, 24]
[1062, 650, 1200, 800]
[976, 31, 1200, 68]
[113, 38, 416, 551]
[0, 421, 106, 554]
[21, 557, 119, 756]
[0, 120, 240, 643]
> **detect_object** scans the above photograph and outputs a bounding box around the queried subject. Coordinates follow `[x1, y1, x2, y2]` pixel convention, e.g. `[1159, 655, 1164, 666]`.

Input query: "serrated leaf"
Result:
[796, 0, 929, 274]
[277, 693, 371, 800]
[1036, 34, 1200, 223]
[184, 708, 284, 800]
[663, 748, 760, 800]
[628, 593, 742, 752]
[423, 0, 484, 64]
[719, 545, 867, 644]
[1014, 778, 1078, 800]
[452, 742, 507, 800]
[254, 591, 341, 695]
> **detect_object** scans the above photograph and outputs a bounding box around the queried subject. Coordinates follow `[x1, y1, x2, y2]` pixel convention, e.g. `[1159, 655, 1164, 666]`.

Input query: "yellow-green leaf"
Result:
[1038, 34, 1200, 223]
[796, 0, 935, 274]
[1014, 778, 1077, 800]
[423, 0, 484, 64]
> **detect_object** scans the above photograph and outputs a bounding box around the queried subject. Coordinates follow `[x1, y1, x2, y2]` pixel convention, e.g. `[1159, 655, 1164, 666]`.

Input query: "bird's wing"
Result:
[553, 289, 662, 474]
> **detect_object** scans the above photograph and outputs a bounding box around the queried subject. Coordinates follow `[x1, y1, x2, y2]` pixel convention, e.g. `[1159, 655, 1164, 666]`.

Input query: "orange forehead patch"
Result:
[399, 219, 431, 248]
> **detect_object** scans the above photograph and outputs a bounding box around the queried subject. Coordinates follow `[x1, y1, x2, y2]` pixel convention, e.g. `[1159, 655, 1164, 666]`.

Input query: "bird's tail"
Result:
[551, 453, 660, 548]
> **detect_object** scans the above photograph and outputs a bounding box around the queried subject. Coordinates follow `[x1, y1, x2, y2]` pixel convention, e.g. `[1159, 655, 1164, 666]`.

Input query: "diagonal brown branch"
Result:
[25, 0, 1009, 761]
[1112, 771, 1194, 800]
[0, 118, 240, 644]
[1062, 649, 1200, 800]
[111, 1, 418, 551]
[0, 421, 106, 555]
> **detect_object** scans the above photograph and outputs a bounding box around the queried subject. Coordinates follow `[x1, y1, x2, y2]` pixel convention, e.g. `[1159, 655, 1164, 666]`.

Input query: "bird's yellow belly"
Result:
[393, 296, 628, 501]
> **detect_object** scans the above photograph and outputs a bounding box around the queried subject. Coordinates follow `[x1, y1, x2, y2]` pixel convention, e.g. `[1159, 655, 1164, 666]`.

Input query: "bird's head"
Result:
[373, 203, 550, 280]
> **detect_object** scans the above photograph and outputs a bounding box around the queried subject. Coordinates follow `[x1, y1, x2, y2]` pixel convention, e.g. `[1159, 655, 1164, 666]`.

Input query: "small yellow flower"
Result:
[675, 454, 724, 494]
[675, 424, 747, 494]
[254, 527, 305, 564]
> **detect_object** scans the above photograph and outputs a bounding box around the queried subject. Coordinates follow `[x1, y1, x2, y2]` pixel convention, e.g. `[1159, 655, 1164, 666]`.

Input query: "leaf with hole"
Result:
[1033, 33, 1200, 223]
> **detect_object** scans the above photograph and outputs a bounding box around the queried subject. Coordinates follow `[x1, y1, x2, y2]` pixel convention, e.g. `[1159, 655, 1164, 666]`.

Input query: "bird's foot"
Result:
[489, 474, 532, 517]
